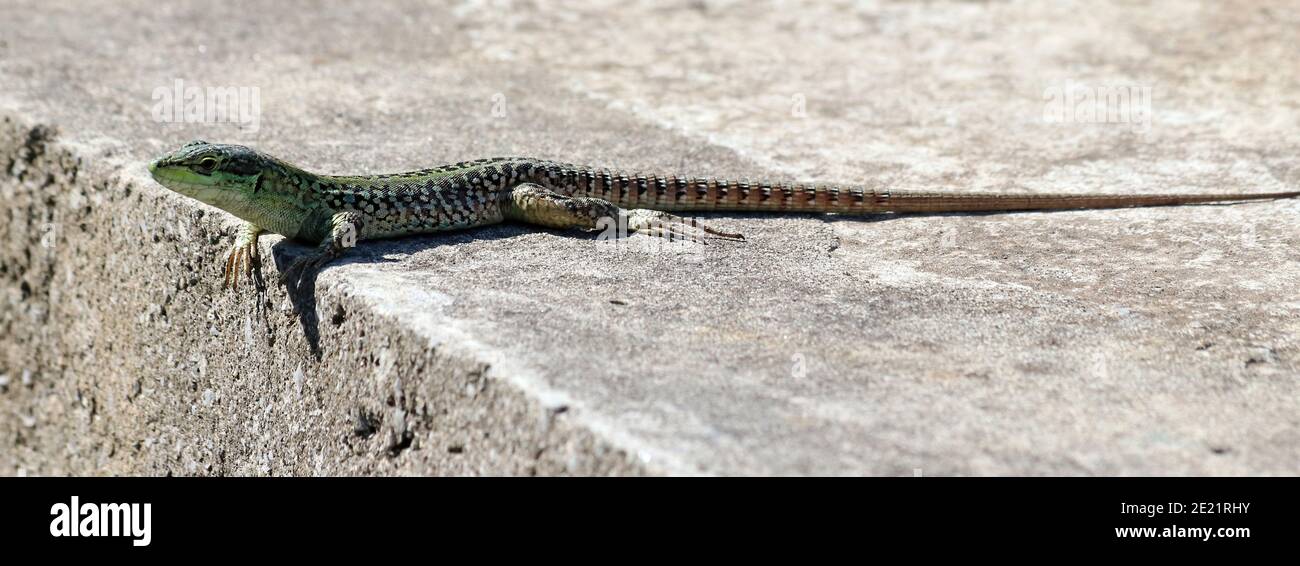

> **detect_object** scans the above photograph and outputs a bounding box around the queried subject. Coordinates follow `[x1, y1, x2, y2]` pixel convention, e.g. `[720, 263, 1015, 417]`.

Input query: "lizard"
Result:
[147, 140, 1300, 288]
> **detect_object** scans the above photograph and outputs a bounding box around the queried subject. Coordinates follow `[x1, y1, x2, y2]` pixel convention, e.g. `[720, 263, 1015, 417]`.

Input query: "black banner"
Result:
[1, 477, 1291, 556]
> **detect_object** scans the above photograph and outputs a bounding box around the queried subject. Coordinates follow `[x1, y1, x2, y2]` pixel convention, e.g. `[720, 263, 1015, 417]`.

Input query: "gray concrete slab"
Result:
[1, 0, 1298, 475]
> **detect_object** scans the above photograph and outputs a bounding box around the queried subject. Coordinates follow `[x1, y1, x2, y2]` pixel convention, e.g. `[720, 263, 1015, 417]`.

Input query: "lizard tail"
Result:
[581, 174, 1300, 214]
[539, 164, 1300, 213]
[847, 189, 1300, 214]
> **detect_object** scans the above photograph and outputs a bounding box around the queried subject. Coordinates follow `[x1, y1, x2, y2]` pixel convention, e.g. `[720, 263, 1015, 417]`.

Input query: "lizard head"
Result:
[148, 140, 267, 207]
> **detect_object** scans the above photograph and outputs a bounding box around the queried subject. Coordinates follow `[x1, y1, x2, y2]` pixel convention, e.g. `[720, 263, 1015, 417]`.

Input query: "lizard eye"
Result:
[195, 157, 218, 173]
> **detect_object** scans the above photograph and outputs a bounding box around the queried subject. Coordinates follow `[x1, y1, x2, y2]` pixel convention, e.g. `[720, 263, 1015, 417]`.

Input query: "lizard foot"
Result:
[624, 209, 745, 244]
[222, 241, 260, 290]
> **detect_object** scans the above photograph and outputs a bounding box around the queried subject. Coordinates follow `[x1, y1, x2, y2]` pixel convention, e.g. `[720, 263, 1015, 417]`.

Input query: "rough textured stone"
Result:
[1, 0, 1298, 475]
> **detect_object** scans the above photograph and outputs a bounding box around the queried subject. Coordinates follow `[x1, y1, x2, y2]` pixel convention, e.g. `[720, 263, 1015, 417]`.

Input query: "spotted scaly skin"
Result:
[147, 141, 1300, 287]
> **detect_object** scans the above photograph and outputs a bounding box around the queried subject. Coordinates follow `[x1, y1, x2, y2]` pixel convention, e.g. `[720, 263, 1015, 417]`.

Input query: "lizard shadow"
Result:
[266, 224, 532, 359]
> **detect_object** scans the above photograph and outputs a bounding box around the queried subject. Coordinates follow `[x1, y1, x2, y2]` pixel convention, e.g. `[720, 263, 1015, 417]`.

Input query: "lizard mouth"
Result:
[148, 163, 226, 204]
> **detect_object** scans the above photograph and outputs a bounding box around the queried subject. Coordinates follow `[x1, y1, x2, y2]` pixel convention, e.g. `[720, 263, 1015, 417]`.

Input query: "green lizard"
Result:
[148, 140, 1300, 288]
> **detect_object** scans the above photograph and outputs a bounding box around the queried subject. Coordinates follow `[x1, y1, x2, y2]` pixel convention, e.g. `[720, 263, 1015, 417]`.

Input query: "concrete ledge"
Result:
[0, 116, 647, 475]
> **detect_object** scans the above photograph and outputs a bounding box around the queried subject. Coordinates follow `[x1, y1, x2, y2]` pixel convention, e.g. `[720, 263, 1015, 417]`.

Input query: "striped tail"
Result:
[555, 168, 1300, 214]
[530, 164, 1300, 214]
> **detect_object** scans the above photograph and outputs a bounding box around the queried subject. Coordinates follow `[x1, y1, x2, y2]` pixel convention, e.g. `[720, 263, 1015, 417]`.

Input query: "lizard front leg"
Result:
[503, 183, 743, 242]
[280, 211, 364, 286]
[223, 222, 264, 289]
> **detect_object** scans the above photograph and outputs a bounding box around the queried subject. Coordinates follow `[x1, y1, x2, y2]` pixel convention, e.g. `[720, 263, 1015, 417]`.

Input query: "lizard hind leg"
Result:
[502, 183, 743, 243]
[624, 209, 744, 242]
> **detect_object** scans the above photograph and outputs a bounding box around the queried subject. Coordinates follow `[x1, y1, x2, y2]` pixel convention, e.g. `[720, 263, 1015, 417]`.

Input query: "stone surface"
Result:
[1, 0, 1298, 475]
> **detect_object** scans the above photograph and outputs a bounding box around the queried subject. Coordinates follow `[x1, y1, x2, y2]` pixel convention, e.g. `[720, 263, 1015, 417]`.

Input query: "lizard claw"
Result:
[278, 257, 310, 287]
[279, 248, 341, 287]
[222, 242, 259, 290]
[222, 223, 263, 291]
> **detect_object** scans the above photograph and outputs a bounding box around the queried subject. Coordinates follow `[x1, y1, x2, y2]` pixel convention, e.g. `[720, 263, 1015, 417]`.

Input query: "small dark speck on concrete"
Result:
[353, 410, 377, 438]
[388, 431, 414, 457]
